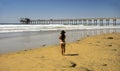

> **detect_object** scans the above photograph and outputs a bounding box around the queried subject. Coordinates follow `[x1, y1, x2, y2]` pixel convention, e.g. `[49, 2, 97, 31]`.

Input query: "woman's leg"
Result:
[63, 44, 65, 54]
[61, 44, 65, 55]
[61, 44, 66, 55]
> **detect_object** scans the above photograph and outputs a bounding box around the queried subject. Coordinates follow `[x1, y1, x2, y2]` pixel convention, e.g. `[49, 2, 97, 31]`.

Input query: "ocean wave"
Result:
[0, 25, 120, 33]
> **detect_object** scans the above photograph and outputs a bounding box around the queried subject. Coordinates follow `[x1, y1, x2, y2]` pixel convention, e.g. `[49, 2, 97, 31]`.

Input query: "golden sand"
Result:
[0, 33, 120, 71]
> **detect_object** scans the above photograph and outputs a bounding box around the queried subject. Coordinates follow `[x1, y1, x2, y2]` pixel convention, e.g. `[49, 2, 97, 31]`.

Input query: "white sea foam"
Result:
[0, 25, 120, 33]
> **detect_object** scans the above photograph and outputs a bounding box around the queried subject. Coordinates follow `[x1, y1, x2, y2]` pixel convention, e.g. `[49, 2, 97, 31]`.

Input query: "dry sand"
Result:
[0, 33, 120, 71]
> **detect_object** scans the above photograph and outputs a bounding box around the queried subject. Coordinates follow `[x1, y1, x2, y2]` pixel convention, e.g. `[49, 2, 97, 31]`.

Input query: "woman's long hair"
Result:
[60, 30, 66, 40]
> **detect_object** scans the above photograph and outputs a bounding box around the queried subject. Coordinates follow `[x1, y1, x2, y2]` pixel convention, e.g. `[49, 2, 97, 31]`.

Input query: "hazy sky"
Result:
[0, 0, 120, 23]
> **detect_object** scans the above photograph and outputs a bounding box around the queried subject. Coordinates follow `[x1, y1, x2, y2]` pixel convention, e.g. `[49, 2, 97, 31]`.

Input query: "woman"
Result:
[59, 30, 66, 55]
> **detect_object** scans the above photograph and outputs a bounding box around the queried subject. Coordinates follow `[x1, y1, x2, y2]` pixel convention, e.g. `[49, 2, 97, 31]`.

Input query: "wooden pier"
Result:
[20, 18, 120, 26]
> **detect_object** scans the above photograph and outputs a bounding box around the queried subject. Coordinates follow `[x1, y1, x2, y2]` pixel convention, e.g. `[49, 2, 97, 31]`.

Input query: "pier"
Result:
[20, 18, 120, 26]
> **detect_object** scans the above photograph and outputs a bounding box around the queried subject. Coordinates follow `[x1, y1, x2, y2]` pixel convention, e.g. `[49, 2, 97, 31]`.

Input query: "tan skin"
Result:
[59, 30, 66, 55]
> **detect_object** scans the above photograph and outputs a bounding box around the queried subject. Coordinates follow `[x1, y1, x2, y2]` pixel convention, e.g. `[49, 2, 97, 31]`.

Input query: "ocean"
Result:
[0, 24, 120, 53]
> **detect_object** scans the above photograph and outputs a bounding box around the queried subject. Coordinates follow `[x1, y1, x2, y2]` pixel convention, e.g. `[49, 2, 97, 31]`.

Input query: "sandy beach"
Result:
[0, 33, 120, 71]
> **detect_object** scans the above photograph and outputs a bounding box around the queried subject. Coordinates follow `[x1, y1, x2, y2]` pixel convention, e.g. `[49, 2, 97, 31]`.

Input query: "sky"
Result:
[0, 0, 120, 23]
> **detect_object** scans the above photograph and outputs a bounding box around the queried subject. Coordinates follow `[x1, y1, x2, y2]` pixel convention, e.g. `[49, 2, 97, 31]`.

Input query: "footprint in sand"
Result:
[107, 37, 114, 39]
[69, 62, 77, 68]
[77, 67, 92, 71]
[63, 61, 93, 71]
[24, 50, 28, 51]
[102, 64, 107, 66]
[42, 44, 46, 47]
[106, 44, 112, 47]
[34, 56, 45, 59]
[111, 49, 117, 51]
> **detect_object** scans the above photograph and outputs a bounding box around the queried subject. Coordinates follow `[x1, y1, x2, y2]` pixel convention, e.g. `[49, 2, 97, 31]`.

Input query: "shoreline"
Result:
[0, 33, 120, 71]
[0, 28, 120, 54]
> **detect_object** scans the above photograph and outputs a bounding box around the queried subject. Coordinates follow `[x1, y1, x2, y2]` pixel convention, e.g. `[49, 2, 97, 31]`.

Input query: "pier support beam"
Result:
[100, 19, 103, 26]
[78, 20, 82, 25]
[106, 19, 109, 26]
[94, 19, 97, 26]
[83, 19, 87, 26]
[113, 18, 116, 26]
[88, 19, 92, 26]
[74, 20, 77, 25]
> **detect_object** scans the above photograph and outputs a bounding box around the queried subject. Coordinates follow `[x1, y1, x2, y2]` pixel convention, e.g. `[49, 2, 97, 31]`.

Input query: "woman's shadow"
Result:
[64, 54, 79, 56]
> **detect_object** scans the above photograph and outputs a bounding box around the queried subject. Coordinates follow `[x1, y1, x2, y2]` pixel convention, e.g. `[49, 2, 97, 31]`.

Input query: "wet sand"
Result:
[0, 30, 82, 53]
[0, 33, 120, 71]
[1, 28, 120, 54]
